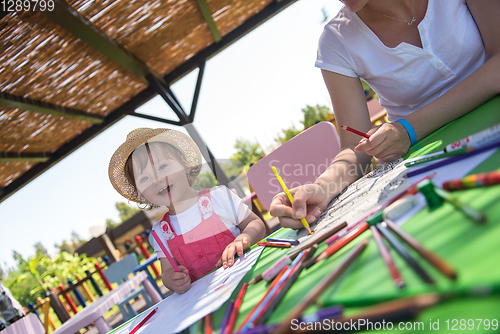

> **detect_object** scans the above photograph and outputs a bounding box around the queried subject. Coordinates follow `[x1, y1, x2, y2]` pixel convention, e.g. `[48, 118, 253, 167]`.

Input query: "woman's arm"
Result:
[270, 70, 373, 229]
[356, 0, 500, 159]
[219, 211, 266, 268]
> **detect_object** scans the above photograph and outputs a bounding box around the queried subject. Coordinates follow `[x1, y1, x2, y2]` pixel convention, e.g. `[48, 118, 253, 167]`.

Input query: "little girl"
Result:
[109, 128, 266, 294]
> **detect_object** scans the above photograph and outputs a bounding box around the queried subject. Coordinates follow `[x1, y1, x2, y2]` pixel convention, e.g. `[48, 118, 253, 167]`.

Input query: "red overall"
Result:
[161, 189, 236, 281]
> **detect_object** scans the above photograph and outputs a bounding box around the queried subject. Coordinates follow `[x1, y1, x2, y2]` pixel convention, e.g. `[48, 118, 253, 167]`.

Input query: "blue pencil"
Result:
[266, 237, 300, 245]
[238, 251, 307, 332]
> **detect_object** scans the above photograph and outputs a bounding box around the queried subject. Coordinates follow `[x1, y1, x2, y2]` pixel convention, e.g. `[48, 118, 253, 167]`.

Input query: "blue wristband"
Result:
[395, 119, 417, 146]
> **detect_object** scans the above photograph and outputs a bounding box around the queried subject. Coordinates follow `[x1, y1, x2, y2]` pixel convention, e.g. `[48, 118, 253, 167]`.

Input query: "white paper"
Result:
[290, 159, 413, 251]
[111, 247, 264, 334]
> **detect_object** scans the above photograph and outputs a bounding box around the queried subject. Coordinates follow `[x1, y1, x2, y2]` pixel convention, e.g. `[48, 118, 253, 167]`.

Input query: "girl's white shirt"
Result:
[315, 0, 486, 121]
[151, 185, 249, 257]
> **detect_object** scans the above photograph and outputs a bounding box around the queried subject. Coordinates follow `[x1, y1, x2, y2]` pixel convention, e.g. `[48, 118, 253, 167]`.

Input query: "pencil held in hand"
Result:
[341, 125, 370, 139]
[271, 166, 312, 234]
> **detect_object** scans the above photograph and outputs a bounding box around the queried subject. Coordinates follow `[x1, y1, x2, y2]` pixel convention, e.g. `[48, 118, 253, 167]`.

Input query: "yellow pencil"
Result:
[272, 166, 312, 234]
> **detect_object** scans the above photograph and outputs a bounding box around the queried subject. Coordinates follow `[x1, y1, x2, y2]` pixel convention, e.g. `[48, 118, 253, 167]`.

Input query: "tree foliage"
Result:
[3, 251, 101, 308]
[275, 104, 331, 144]
[231, 139, 264, 167]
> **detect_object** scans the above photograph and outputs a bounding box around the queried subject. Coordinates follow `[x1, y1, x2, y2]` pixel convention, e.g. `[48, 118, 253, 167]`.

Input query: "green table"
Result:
[205, 96, 500, 334]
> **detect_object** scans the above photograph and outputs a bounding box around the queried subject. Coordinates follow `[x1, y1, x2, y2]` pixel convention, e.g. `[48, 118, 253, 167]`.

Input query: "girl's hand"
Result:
[354, 122, 411, 162]
[269, 184, 325, 230]
[219, 237, 249, 269]
[169, 266, 191, 294]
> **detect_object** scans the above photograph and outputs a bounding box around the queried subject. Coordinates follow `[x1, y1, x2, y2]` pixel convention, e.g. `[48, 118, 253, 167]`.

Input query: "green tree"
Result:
[105, 202, 141, 229]
[54, 240, 73, 254]
[231, 139, 264, 167]
[115, 202, 141, 222]
[275, 104, 332, 144]
[34, 242, 49, 257]
[275, 125, 301, 144]
[194, 171, 218, 190]
[301, 104, 329, 129]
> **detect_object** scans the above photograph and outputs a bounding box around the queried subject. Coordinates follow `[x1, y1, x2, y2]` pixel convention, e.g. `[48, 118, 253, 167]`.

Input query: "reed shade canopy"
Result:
[0, 0, 297, 203]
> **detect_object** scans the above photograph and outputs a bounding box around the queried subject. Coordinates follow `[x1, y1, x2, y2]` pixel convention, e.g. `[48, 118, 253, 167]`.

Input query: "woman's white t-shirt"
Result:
[151, 185, 249, 258]
[315, 0, 486, 121]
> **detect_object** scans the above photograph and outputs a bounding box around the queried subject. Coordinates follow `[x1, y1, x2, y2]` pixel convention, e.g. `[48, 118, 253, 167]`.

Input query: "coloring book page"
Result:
[111, 246, 264, 334]
[290, 159, 413, 252]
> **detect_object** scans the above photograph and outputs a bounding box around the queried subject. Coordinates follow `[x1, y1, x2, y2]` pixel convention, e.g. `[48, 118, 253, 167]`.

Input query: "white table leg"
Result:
[142, 278, 162, 304]
[94, 317, 112, 333]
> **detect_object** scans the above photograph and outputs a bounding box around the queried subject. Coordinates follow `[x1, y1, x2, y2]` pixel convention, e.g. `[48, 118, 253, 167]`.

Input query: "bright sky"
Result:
[0, 0, 343, 270]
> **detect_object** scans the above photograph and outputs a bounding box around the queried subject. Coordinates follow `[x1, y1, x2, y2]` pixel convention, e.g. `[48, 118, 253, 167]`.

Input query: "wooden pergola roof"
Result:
[0, 0, 297, 203]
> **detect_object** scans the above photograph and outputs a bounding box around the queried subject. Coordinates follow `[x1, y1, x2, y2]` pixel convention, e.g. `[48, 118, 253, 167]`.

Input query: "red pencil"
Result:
[315, 222, 369, 263]
[341, 125, 370, 139]
[224, 283, 248, 334]
[129, 307, 158, 334]
[370, 225, 405, 289]
[205, 313, 213, 334]
[236, 266, 288, 332]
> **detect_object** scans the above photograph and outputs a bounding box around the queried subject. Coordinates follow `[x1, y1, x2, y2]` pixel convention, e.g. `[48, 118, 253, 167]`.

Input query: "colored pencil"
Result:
[434, 187, 487, 224]
[253, 246, 317, 327]
[224, 283, 248, 334]
[385, 220, 457, 280]
[248, 274, 263, 285]
[234, 306, 343, 334]
[406, 140, 500, 178]
[314, 222, 370, 263]
[151, 230, 180, 272]
[370, 225, 405, 289]
[274, 239, 369, 334]
[404, 147, 472, 167]
[272, 166, 312, 234]
[252, 252, 309, 326]
[376, 223, 435, 285]
[239, 251, 307, 332]
[128, 307, 157, 334]
[329, 294, 441, 332]
[325, 222, 359, 245]
[236, 266, 289, 332]
[204, 313, 213, 334]
[404, 150, 445, 164]
[266, 237, 300, 245]
[219, 300, 234, 334]
[257, 241, 292, 248]
[443, 170, 500, 191]
[288, 222, 348, 258]
[341, 125, 371, 139]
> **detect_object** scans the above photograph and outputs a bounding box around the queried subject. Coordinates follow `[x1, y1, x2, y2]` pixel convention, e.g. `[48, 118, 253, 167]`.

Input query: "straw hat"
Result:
[109, 128, 202, 203]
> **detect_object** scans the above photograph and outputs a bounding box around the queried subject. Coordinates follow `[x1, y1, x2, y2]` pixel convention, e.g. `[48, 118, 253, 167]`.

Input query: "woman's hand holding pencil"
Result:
[351, 122, 412, 163]
[269, 182, 325, 231]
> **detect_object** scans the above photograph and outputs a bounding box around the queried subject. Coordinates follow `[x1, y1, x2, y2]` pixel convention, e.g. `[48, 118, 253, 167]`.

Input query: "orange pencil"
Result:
[315, 222, 370, 263]
[129, 307, 157, 334]
[341, 125, 370, 139]
[204, 313, 213, 334]
[236, 266, 289, 332]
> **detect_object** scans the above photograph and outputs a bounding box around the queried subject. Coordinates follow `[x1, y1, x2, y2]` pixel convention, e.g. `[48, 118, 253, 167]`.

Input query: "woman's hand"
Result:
[218, 237, 249, 269]
[354, 122, 411, 162]
[269, 183, 327, 230]
[169, 266, 191, 294]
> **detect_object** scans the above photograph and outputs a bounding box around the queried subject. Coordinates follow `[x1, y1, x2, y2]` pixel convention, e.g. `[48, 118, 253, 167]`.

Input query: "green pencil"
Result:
[434, 187, 487, 224]
[405, 147, 472, 167]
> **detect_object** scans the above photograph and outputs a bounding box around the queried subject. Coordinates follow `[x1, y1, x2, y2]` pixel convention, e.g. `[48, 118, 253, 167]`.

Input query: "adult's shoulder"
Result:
[320, 7, 363, 44]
